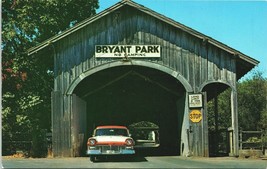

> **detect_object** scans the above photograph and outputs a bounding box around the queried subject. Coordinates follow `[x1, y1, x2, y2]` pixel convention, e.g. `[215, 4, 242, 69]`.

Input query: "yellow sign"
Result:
[189, 110, 202, 123]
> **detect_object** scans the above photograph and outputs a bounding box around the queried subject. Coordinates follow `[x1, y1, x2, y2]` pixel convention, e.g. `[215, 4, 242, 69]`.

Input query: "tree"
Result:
[2, 0, 99, 156]
[237, 71, 267, 131]
[207, 89, 232, 131]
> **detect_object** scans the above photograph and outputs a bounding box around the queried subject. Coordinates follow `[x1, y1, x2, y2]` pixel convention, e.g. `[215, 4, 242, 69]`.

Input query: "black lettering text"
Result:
[96, 46, 102, 53]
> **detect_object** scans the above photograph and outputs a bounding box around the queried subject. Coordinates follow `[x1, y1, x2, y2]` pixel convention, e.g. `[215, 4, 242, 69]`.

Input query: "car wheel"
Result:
[90, 155, 96, 162]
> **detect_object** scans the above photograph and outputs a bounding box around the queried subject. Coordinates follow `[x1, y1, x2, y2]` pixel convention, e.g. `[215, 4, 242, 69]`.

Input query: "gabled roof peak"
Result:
[27, 0, 258, 67]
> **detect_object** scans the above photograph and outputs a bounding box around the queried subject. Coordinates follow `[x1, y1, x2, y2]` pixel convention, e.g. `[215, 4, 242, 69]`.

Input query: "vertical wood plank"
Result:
[202, 92, 209, 157]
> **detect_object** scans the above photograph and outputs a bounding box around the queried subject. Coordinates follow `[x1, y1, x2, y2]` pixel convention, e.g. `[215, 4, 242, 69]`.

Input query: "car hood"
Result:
[93, 136, 130, 145]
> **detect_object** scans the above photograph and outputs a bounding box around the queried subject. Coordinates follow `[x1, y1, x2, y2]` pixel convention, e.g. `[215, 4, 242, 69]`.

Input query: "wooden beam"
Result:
[231, 89, 239, 156]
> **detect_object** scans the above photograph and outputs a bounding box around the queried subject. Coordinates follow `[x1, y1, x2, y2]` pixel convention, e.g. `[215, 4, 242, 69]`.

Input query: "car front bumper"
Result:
[87, 146, 135, 155]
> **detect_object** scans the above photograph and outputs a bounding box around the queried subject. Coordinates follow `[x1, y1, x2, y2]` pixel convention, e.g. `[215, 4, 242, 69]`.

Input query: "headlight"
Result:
[88, 138, 97, 146]
[125, 138, 134, 146]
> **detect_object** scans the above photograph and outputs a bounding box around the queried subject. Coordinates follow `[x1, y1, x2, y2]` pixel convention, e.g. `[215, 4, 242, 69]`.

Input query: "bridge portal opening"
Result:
[73, 65, 186, 156]
[202, 83, 232, 157]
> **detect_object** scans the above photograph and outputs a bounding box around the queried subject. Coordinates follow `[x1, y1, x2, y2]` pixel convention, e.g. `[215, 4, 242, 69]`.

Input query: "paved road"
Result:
[2, 155, 267, 168]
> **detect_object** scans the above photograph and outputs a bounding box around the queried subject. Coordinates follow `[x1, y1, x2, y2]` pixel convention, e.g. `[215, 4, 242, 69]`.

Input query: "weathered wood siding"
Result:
[71, 94, 86, 157]
[52, 91, 72, 157]
[51, 5, 238, 157]
[54, 5, 236, 95]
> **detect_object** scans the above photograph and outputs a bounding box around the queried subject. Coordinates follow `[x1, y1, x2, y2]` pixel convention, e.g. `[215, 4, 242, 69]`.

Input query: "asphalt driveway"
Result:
[2, 155, 267, 168]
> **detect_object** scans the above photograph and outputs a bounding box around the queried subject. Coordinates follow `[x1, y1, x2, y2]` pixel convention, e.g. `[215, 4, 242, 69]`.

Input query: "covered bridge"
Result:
[28, 0, 259, 157]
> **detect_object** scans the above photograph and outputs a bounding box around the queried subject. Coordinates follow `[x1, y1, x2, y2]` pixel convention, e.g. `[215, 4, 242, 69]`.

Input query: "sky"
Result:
[97, 0, 267, 80]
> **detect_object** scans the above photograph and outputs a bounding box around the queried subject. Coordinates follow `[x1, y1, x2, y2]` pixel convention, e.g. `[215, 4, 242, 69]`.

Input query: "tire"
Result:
[90, 155, 96, 162]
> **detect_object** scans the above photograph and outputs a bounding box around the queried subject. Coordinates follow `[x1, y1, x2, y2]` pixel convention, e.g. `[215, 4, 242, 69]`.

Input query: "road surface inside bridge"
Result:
[2, 156, 267, 168]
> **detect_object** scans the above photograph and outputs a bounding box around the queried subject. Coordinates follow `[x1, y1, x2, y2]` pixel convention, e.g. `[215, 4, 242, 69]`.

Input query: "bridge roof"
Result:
[28, 0, 259, 78]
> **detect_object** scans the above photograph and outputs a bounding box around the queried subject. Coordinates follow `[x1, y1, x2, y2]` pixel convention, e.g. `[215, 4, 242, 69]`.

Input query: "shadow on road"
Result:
[92, 147, 179, 163]
[135, 147, 179, 157]
[85, 146, 181, 163]
[93, 155, 148, 163]
[95, 148, 179, 163]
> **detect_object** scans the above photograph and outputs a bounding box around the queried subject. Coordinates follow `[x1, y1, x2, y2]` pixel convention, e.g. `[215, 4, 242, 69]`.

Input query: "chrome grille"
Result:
[100, 145, 124, 154]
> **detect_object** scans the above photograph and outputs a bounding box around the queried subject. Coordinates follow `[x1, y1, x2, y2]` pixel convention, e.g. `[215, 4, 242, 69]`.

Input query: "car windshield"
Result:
[95, 128, 128, 136]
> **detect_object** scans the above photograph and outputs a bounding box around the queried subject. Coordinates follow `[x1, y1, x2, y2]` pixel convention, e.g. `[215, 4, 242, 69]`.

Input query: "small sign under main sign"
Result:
[95, 45, 161, 58]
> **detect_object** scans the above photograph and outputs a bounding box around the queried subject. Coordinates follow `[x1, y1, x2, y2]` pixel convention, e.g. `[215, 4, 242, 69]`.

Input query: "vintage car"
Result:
[86, 125, 135, 162]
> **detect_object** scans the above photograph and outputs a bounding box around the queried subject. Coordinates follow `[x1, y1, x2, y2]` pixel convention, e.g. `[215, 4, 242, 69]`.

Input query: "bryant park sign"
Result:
[95, 45, 161, 58]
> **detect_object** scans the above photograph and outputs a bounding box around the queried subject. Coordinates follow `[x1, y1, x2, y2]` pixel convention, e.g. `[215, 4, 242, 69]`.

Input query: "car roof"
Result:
[96, 125, 127, 129]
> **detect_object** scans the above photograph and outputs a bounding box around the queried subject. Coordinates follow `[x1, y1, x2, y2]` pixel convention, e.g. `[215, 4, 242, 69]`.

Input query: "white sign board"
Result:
[95, 45, 161, 58]
[189, 94, 203, 108]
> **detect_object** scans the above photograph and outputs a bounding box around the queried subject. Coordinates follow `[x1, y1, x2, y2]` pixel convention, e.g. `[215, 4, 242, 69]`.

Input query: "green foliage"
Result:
[246, 137, 261, 143]
[128, 121, 159, 141]
[238, 71, 267, 131]
[30, 129, 48, 158]
[2, 0, 99, 156]
[207, 89, 232, 131]
[129, 121, 159, 128]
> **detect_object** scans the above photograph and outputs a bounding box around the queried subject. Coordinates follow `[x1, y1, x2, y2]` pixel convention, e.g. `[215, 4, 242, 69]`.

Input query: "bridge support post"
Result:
[231, 89, 239, 157]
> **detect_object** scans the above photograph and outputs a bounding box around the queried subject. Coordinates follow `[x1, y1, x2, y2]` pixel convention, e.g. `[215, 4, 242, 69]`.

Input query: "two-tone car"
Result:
[86, 125, 135, 162]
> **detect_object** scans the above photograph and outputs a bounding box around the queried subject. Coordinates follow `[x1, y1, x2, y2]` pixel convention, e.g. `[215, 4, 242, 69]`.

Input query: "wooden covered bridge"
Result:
[28, 0, 258, 157]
